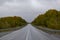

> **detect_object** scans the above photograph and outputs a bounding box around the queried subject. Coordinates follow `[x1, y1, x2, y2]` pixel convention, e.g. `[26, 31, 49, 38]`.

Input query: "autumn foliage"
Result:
[0, 16, 27, 29]
[32, 9, 60, 30]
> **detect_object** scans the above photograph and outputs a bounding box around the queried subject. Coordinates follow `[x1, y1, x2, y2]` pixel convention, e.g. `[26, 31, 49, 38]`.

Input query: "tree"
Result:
[0, 16, 27, 29]
[32, 9, 60, 30]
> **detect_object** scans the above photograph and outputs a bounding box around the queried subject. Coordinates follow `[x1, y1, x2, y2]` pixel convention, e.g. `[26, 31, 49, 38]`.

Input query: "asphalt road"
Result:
[0, 24, 60, 40]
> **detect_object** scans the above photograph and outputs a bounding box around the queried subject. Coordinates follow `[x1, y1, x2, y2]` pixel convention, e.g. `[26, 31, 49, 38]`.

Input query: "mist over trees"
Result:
[32, 9, 60, 30]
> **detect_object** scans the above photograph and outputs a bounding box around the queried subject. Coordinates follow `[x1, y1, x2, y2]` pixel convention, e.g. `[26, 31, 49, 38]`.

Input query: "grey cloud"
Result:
[0, 0, 60, 22]
[0, 0, 12, 5]
[0, 0, 29, 5]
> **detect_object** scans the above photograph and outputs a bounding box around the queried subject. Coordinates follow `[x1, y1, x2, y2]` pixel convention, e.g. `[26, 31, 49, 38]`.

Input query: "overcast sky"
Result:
[0, 0, 60, 22]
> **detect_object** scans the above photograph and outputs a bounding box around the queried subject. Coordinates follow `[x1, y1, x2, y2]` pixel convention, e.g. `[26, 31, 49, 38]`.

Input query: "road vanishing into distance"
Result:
[0, 24, 60, 40]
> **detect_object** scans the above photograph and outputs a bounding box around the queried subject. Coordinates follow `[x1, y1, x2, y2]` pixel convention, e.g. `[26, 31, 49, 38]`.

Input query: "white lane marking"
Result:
[26, 27, 30, 40]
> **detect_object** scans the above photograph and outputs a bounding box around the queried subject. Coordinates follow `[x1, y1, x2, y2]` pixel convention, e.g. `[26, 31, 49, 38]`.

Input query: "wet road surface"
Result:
[0, 24, 60, 40]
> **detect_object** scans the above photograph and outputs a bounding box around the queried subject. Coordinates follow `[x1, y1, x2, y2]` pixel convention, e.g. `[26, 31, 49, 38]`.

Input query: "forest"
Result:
[0, 16, 27, 29]
[32, 9, 60, 30]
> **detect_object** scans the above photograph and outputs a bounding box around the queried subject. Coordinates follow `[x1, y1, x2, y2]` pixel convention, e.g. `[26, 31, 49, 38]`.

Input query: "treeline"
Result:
[0, 16, 27, 29]
[32, 9, 60, 30]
